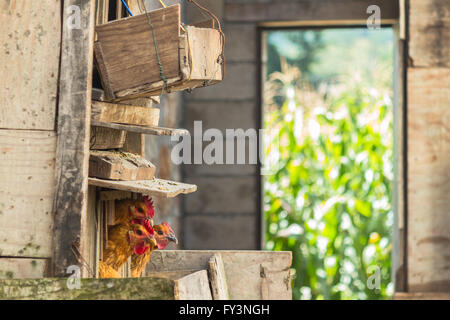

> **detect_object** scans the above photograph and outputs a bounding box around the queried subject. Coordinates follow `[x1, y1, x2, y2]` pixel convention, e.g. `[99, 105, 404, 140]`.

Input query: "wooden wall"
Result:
[0, 0, 61, 278]
[407, 0, 450, 292]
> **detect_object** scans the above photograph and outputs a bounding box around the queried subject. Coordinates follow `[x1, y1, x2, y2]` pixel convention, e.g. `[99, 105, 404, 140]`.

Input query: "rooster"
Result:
[130, 222, 178, 278]
[114, 196, 155, 226]
[99, 221, 157, 278]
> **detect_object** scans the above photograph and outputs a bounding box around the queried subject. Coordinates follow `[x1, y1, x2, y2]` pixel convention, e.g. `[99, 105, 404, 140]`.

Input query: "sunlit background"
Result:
[263, 28, 394, 300]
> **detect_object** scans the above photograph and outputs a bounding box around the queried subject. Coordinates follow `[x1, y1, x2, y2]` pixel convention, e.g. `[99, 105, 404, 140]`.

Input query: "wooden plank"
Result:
[89, 150, 156, 181]
[409, 0, 450, 67]
[393, 292, 450, 300]
[92, 101, 160, 126]
[185, 26, 222, 81]
[95, 5, 181, 95]
[88, 178, 197, 198]
[0, 277, 175, 300]
[0, 130, 56, 258]
[407, 67, 450, 292]
[91, 120, 189, 136]
[174, 270, 212, 300]
[122, 132, 145, 156]
[52, 0, 96, 278]
[0, 258, 49, 279]
[225, 0, 399, 23]
[0, 0, 61, 130]
[192, 19, 215, 29]
[208, 254, 230, 300]
[90, 126, 127, 150]
[148, 250, 293, 300]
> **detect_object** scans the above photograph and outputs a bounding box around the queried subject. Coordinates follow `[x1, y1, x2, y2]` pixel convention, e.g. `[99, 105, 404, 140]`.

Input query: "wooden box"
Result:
[94, 4, 224, 101]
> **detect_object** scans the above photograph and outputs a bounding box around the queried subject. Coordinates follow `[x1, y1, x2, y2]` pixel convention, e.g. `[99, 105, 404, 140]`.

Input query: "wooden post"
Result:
[52, 0, 96, 277]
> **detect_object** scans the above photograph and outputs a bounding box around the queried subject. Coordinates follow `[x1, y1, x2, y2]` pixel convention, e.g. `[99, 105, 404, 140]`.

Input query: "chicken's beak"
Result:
[167, 233, 178, 244]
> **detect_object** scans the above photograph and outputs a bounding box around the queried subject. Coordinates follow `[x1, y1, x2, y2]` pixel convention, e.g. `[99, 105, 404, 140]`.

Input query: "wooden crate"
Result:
[94, 4, 224, 101]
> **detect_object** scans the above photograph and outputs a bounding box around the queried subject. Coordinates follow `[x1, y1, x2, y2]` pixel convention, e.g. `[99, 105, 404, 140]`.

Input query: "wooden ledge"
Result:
[88, 177, 197, 198]
[91, 120, 189, 136]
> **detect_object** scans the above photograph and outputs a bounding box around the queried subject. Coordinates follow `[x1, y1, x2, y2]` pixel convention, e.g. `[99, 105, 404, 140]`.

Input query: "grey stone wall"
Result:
[181, 0, 260, 250]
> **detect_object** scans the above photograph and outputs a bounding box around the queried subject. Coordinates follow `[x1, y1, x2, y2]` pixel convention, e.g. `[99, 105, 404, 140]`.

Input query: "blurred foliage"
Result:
[263, 29, 394, 300]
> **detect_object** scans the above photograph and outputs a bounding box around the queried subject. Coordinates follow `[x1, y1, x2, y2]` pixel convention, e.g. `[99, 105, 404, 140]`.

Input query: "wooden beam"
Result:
[225, 0, 399, 23]
[91, 120, 189, 136]
[52, 0, 96, 278]
[88, 177, 197, 198]
[89, 150, 156, 181]
[91, 101, 160, 126]
[393, 292, 450, 300]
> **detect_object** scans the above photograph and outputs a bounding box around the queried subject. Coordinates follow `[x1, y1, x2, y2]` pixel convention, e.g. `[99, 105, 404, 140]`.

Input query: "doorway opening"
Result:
[261, 27, 395, 300]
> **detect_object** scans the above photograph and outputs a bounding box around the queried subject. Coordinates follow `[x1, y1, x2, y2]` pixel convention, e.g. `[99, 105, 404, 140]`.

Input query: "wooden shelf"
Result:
[91, 120, 190, 136]
[88, 177, 197, 198]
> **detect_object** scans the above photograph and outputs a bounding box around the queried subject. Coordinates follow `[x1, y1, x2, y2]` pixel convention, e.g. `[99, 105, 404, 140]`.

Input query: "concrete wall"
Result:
[182, 0, 260, 249]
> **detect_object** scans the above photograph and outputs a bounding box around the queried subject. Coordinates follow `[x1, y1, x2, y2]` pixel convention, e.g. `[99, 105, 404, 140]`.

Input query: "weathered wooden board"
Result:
[225, 0, 398, 23]
[0, 130, 56, 258]
[0, 270, 212, 299]
[407, 67, 450, 292]
[52, 0, 96, 277]
[0, 0, 61, 130]
[208, 254, 230, 300]
[174, 270, 212, 300]
[184, 26, 222, 82]
[90, 126, 127, 150]
[0, 277, 174, 300]
[95, 5, 181, 98]
[0, 258, 49, 279]
[88, 178, 197, 198]
[89, 150, 156, 181]
[409, 0, 449, 67]
[393, 292, 450, 300]
[148, 250, 293, 300]
[92, 101, 160, 126]
[91, 120, 189, 136]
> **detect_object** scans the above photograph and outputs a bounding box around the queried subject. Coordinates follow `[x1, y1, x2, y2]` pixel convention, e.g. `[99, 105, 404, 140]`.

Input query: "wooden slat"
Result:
[91, 120, 189, 136]
[88, 177, 197, 198]
[89, 150, 156, 181]
[393, 292, 450, 300]
[90, 126, 127, 150]
[52, 0, 96, 278]
[0, 258, 49, 279]
[185, 26, 222, 81]
[409, 0, 449, 67]
[407, 67, 450, 292]
[95, 5, 181, 94]
[0, 130, 56, 258]
[208, 254, 230, 300]
[174, 270, 212, 300]
[148, 250, 293, 300]
[92, 101, 160, 126]
[225, 0, 399, 23]
[0, 0, 61, 131]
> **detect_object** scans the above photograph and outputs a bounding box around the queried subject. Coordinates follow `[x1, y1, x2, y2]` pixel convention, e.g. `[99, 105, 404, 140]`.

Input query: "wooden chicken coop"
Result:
[0, 0, 292, 300]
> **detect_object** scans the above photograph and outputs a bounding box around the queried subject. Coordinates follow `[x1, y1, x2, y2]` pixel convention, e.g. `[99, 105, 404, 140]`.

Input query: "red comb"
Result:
[143, 196, 155, 218]
[162, 222, 174, 233]
[142, 219, 154, 235]
[131, 219, 154, 235]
